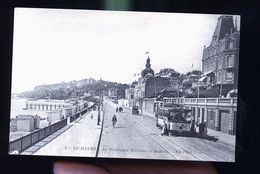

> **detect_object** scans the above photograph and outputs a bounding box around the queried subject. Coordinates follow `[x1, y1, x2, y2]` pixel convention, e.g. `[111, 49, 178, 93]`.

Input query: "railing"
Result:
[9, 104, 96, 154]
[69, 105, 94, 122]
[9, 118, 67, 154]
[163, 97, 237, 107]
[207, 98, 218, 103]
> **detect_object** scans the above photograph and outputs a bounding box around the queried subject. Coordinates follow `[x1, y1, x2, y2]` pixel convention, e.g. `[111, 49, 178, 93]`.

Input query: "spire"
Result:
[141, 55, 154, 78]
[146, 57, 151, 68]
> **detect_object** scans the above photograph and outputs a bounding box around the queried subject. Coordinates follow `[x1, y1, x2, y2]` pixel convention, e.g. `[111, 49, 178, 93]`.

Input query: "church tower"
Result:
[141, 57, 155, 79]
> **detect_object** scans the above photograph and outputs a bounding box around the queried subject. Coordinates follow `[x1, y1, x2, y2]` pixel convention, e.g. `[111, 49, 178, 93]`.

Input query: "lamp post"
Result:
[220, 78, 223, 97]
[197, 71, 200, 98]
[97, 103, 100, 125]
[97, 78, 102, 125]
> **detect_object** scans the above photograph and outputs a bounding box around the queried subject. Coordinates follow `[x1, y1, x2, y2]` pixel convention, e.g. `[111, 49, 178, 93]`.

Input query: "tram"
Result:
[156, 104, 193, 136]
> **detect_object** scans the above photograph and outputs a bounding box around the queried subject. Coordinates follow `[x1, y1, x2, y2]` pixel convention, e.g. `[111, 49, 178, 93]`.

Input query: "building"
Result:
[201, 15, 240, 89]
[182, 73, 200, 89]
[144, 76, 170, 98]
[125, 81, 137, 100]
[108, 88, 118, 98]
[124, 56, 174, 113]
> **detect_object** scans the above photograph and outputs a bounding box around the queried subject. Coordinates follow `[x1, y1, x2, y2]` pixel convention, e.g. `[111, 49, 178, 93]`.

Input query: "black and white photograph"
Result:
[9, 8, 240, 162]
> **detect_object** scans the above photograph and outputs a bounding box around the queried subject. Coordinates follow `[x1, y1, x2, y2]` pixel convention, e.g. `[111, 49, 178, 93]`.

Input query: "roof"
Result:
[189, 74, 199, 77]
[201, 70, 214, 77]
[199, 76, 207, 82]
[212, 16, 235, 43]
[159, 87, 176, 93]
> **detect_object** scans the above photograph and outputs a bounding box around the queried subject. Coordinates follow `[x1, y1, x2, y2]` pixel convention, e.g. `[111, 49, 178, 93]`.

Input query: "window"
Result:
[228, 55, 235, 67]
[225, 55, 229, 67]
[218, 58, 222, 69]
[230, 41, 234, 49]
[226, 72, 233, 82]
[221, 41, 225, 51]
[218, 73, 221, 83]
[225, 39, 229, 50]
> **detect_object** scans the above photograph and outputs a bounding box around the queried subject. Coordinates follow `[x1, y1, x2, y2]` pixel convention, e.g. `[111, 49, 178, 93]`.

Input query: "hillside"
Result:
[19, 78, 129, 100]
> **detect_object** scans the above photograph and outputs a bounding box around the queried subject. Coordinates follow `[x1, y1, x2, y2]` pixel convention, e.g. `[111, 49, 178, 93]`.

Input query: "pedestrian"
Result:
[91, 113, 93, 119]
[112, 115, 117, 128]
[116, 107, 118, 113]
[161, 121, 168, 136]
[190, 120, 196, 135]
[197, 122, 206, 138]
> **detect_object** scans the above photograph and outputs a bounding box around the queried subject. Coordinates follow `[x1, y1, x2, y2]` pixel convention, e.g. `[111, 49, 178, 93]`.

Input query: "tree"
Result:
[155, 68, 181, 78]
[186, 70, 202, 76]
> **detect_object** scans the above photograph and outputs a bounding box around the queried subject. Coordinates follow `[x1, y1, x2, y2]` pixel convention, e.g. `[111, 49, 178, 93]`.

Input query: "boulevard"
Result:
[97, 98, 235, 161]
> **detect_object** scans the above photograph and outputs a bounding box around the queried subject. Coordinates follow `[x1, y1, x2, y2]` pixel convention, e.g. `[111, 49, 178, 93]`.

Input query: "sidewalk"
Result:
[206, 128, 236, 146]
[23, 110, 103, 157]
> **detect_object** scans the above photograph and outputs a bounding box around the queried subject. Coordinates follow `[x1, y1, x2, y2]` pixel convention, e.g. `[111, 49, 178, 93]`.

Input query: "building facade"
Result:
[201, 16, 240, 88]
[108, 88, 117, 98]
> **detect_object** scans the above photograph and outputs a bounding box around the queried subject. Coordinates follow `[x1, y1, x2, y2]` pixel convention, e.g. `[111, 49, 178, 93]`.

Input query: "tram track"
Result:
[125, 112, 177, 160]
[135, 114, 234, 161]
[98, 101, 234, 161]
[133, 119, 200, 161]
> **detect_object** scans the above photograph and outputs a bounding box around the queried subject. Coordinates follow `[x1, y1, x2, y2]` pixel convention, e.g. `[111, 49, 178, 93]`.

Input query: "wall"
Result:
[46, 109, 62, 124]
[142, 98, 156, 114]
[16, 115, 34, 132]
[145, 77, 170, 98]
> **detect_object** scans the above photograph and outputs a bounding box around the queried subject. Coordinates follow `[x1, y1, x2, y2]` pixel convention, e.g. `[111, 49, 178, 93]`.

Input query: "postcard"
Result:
[9, 8, 240, 162]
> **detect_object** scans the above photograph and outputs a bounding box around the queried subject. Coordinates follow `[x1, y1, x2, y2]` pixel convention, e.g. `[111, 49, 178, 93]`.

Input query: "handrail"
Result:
[9, 118, 67, 154]
[9, 105, 95, 154]
[163, 97, 237, 107]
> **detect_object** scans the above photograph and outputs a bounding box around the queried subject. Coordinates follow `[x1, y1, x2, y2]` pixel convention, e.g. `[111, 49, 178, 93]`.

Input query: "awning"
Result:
[199, 76, 207, 82]
[201, 70, 214, 77]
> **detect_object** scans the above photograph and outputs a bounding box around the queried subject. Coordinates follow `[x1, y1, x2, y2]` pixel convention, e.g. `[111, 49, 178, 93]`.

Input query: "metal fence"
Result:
[9, 104, 96, 154]
[69, 105, 93, 122]
[9, 118, 67, 154]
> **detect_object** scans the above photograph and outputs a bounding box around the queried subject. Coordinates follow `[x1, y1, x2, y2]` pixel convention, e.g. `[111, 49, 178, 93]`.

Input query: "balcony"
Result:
[224, 65, 234, 71]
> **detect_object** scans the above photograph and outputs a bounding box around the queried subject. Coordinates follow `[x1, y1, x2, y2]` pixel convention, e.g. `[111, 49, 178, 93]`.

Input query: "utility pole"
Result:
[97, 78, 102, 125]
[220, 76, 223, 97]
[197, 71, 200, 98]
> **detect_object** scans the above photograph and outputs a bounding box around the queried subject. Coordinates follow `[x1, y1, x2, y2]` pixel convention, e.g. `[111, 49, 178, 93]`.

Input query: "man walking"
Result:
[112, 115, 117, 128]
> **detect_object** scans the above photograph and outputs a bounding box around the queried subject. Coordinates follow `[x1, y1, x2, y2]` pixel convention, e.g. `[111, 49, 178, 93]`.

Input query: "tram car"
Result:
[156, 105, 193, 136]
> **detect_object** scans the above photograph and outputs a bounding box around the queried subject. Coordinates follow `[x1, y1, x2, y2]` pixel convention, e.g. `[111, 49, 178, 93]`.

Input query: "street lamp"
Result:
[97, 103, 100, 125]
[97, 78, 102, 125]
[197, 73, 200, 98]
[220, 79, 223, 97]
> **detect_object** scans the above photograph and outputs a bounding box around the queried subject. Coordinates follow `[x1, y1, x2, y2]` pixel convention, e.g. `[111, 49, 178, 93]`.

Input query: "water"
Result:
[10, 97, 61, 119]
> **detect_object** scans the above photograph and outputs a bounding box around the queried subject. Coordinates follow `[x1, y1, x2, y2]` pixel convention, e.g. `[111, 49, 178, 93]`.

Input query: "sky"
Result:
[11, 8, 240, 93]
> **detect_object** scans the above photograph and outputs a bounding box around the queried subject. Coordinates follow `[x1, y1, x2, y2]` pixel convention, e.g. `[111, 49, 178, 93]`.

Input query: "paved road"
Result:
[33, 111, 102, 157]
[97, 99, 235, 162]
